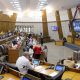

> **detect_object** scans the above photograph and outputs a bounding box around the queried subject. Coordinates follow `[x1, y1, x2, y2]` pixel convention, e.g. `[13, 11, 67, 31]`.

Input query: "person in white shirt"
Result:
[29, 45, 34, 58]
[16, 51, 34, 74]
[33, 38, 37, 45]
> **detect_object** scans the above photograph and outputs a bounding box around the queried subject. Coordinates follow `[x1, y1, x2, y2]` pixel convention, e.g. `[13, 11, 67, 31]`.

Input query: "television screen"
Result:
[73, 20, 80, 32]
[51, 26, 58, 31]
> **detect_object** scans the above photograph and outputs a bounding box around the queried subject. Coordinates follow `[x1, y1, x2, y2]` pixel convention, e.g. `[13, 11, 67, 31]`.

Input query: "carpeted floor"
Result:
[43, 42, 74, 64]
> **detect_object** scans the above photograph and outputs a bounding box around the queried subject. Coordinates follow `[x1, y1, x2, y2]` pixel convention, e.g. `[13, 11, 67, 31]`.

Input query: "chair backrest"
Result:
[6, 63, 19, 71]
[52, 70, 64, 80]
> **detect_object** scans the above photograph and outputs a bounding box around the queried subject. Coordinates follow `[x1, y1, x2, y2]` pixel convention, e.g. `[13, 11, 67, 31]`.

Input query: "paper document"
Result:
[49, 72, 58, 77]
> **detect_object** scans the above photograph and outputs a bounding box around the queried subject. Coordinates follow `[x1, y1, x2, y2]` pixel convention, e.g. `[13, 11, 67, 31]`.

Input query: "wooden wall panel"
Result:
[0, 12, 17, 33]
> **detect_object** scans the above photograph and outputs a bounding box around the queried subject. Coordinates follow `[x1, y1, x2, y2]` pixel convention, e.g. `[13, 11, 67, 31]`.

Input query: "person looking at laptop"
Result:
[16, 51, 34, 74]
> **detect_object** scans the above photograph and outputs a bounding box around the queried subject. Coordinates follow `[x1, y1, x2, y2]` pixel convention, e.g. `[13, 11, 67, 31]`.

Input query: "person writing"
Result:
[16, 51, 34, 74]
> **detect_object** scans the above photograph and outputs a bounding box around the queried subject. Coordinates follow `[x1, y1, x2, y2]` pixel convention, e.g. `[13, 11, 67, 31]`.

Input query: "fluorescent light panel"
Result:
[9, 0, 21, 11]
[38, 0, 48, 10]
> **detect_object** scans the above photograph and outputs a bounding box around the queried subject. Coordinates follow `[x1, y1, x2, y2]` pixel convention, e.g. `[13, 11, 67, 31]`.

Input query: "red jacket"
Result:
[34, 46, 42, 54]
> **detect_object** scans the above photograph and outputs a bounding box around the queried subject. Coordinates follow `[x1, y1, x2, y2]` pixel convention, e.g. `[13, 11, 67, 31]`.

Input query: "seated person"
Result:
[63, 57, 75, 68]
[62, 37, 67, 45]
[16, 51, 34, 74]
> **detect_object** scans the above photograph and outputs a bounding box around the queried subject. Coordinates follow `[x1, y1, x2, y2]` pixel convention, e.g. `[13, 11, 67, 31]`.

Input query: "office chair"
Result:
[5, 63, 19, 71]
[52, 70, 65, 80]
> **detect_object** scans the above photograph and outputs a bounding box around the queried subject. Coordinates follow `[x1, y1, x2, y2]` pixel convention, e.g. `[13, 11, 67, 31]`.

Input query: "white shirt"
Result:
[29, 48, 34, 58]
[33, 39, 37, 45]
[16, 56, 33, 74]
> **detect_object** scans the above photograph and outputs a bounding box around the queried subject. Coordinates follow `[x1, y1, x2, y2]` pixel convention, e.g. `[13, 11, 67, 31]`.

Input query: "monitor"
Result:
[22, 77, 31, 80]
[51, 26, 58, 31]
[32, 59, 40, 65]
[73, 20, 80, 32]
[55, 65, 65, 71]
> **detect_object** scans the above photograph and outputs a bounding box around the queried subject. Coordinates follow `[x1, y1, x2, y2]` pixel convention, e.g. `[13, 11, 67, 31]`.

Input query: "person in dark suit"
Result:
[40, 33, 43, 46]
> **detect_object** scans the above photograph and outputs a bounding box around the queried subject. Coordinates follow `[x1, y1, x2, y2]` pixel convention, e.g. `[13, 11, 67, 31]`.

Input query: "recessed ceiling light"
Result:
[14, 2, 19, 4]
[39, 0, 47, 1]
[15, 3, 20, 5]
[12, 0, 18, 1]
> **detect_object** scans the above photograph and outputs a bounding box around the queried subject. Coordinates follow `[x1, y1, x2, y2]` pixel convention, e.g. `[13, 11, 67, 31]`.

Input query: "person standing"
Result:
[33, 44, 42, 59]
[40, 32, 43, 46]
[29, 45, 34, 58]
[43, 45, 48, 62]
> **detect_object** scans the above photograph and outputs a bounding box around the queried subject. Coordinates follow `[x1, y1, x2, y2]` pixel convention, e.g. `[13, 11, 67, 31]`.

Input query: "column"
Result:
[41, 9, 49, 36]
[67, 9, 76, 39]
[55, 10, 63, 40]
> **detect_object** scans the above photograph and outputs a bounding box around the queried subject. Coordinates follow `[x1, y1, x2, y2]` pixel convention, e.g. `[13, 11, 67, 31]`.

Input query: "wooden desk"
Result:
[0, 73, 20, 80]
[74, 38, 80, 46]
[34, 64, 80, 80]
[67, 35, 73, 43]
[55, 40, 63, 46]
[62, 71, 80, 80]
[0, 35, 17, 45]
[34, 65, 58, 77]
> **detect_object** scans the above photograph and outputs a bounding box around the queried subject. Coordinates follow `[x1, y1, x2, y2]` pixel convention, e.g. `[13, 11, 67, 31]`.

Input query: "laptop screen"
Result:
[32, 59, 39, 65]
[55, 65, 65, 71]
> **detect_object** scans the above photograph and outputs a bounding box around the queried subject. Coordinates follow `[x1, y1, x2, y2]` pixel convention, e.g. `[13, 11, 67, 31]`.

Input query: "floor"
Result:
[44, 42, 74, 64]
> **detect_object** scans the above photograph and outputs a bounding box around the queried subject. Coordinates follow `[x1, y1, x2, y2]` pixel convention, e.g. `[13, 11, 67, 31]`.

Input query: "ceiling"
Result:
[0, 0, 80, 12]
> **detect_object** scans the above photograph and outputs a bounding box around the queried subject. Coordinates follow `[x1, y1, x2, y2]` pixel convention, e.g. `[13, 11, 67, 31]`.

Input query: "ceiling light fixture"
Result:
[9, 0, 21, 11]
[38, 0, 48, 11]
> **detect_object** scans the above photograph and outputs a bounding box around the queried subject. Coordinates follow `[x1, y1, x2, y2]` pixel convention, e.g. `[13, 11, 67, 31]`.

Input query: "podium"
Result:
[8, 48, 19, 63]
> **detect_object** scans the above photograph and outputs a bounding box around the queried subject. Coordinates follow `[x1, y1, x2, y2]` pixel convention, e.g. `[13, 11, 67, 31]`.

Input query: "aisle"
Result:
[44, 42, 74, 64]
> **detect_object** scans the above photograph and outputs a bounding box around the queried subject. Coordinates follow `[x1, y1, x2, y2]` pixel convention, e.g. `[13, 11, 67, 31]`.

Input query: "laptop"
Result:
[54, 65, 65, 71]
[32, 59, 40, 66]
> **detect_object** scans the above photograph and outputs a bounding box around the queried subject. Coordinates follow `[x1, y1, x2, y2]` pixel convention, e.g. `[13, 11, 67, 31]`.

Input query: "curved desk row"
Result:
[0, 62, 80, 80]
[0, 35, 17, 44]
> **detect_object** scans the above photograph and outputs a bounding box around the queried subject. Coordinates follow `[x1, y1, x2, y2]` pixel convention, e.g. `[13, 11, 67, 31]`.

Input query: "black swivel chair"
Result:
[52, 70, 64, 80]
[5, 63, 19, 71]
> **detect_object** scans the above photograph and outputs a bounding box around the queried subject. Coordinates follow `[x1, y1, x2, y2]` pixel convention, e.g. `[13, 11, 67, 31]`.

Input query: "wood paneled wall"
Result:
[0, 11, 17, 33]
